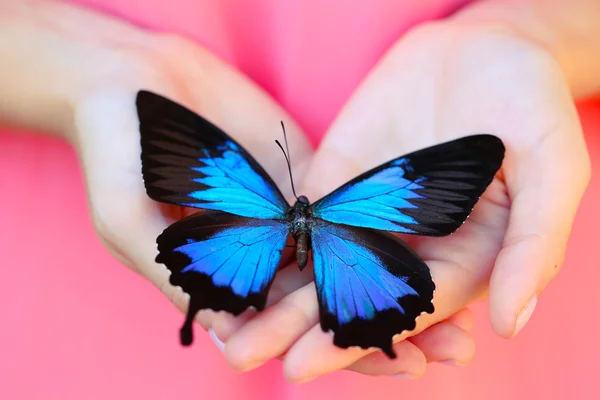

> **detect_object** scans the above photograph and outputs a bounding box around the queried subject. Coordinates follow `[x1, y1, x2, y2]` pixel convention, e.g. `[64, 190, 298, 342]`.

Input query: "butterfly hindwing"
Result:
[311, 135, 505, 235]
[156, 211, 289, 345]
[310, 218, 435, 358]
[137, 90, 289, 220]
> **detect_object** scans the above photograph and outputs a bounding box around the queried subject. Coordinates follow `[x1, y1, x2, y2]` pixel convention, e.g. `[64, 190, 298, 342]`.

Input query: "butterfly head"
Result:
[290, 195, 311, 218]
[297, 195, 309, 207]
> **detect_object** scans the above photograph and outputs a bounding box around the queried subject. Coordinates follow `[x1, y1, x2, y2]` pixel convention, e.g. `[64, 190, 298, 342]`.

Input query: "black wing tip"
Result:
[136, 89, 165, 121]
[136, 89, 153, 100]
[402, 133, 506, 236]
[136, 89, 161, 108]
[417, 133, 506, 161]
[457, 134, 506, 172]
[455, 133, 503, 145]
[470, 133, 506, 161]
[136, 89, 175, 105]
[136, 89, 196, 123]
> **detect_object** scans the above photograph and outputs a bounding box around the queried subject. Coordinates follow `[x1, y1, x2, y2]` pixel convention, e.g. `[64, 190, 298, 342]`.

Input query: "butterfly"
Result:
[136, 90, 505, 359]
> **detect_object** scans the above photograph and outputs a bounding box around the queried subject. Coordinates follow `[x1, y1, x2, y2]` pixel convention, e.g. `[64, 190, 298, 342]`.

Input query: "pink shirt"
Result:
[72, 0, 472, 144]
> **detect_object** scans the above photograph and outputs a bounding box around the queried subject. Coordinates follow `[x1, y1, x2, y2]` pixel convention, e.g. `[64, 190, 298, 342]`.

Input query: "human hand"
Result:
[57, 7, 317, 314]
[32, 1, 477, 379]
[212, 21, 590, 381]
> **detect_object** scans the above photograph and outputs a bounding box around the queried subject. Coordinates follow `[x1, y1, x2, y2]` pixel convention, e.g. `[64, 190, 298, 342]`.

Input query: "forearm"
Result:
[0, 0, 149, 137]
[452, 0, 600, 98]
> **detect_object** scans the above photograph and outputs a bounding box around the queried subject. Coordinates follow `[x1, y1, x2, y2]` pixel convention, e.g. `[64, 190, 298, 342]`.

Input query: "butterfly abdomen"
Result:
[296, 234, 310, 271]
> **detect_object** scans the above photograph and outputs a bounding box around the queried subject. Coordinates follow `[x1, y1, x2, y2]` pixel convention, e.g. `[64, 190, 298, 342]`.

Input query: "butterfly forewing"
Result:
[311, 135, 505, 235]
[137, 90, 290, 220]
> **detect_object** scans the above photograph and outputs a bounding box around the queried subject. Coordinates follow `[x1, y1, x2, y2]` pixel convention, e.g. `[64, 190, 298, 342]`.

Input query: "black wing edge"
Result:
[135, 90, 287, 207]
[155, 211, 286, 346]
[317, 224, 435, 359]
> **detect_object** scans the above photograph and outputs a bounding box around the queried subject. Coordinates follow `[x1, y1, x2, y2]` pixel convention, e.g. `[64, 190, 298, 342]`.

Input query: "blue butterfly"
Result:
[136, 90, 505, 358]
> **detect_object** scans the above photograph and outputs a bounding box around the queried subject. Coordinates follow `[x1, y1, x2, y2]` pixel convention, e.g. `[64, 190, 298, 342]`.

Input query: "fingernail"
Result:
[296, 376, 317, 384]
[438, 360, 463, 366]
[513, 296, 538, 337]
[238, 360, 266, 372]
[391, 374, 415, 379]
[208, 328, 225, 352]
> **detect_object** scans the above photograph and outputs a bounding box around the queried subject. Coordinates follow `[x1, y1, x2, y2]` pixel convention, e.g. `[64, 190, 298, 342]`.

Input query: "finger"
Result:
[223, 282, 319, 371]
[489, 119, 591, 338]
[281, 298, 473, 382]
[343, 320, 474, 378]
[408, 322, 475, 366]
[444, 308, 474, 332]
[343, 341, 427, 379]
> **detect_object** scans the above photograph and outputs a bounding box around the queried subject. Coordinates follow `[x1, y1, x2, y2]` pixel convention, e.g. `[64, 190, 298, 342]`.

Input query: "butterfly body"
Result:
[136, 90, 505, 359]
[287, 195, 312, 270]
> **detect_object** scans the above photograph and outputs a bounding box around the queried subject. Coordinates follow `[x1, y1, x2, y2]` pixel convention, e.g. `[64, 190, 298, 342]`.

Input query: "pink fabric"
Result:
[2, 1, 600, 399]
[71, 0, 472, 144]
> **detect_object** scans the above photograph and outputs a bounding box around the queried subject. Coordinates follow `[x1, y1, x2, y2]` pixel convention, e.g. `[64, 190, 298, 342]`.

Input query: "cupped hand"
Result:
[56, 3, 476, 379]
[213, 21, 590, 381]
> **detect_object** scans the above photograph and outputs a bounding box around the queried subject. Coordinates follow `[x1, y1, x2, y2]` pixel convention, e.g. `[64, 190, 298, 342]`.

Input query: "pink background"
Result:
[1, 0, 600, 399]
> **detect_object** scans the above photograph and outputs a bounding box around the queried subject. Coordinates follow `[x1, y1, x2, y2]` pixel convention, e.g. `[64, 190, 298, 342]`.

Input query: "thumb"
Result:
[489, 119, 590, 338]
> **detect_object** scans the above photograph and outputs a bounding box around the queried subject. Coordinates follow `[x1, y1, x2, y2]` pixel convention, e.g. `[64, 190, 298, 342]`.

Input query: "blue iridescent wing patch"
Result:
[137, 90, 289, 219]
[311, 135, 505, 235]
[156, 211, 289, 345]
[311, 219, 435, 358]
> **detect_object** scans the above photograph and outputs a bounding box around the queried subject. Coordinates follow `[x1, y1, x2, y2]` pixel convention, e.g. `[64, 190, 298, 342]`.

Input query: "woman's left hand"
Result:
[211, 20, 590, 382]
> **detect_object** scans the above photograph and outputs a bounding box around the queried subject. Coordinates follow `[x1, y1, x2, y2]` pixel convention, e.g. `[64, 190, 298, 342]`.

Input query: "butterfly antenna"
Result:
[275, 121, 299, 201]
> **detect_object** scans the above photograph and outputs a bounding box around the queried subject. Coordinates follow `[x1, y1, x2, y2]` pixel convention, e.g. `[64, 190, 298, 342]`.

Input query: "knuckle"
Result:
[275, 294, 318, 330]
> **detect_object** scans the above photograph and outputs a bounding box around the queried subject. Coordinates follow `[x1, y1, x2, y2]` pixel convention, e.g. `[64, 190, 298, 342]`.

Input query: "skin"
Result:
[2, 0, 598, 382]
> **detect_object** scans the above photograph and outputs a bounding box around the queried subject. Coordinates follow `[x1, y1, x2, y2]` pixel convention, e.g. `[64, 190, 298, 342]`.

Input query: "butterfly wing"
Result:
[310, 218, 434, 358]
[137, 90, 289, 219]
[311, 135, 505, 235]
[157, 211, 289, 346]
